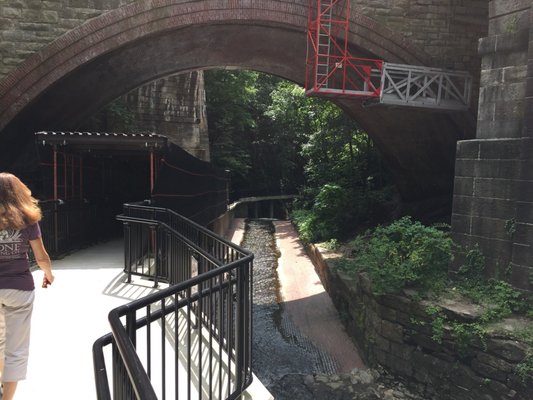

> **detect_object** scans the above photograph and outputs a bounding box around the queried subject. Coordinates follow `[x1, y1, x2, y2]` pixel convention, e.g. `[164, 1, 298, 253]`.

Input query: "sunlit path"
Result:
[16, 239, 159, 400]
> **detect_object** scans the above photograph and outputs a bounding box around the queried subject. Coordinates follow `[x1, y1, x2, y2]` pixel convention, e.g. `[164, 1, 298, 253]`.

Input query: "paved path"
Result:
[273, 221, 365, 373]
[217, 218, 365, 376]
[16, 239, 158, 400]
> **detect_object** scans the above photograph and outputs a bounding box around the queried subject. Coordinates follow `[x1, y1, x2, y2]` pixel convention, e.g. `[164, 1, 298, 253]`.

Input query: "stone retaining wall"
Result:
[307, 244, 532, 400]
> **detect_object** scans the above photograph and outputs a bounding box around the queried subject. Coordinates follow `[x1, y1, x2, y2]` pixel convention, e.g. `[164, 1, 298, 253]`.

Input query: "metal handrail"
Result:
[93, 206, 253, 400]
[117, 215, 225, 268]
[118, 204, 249, 286]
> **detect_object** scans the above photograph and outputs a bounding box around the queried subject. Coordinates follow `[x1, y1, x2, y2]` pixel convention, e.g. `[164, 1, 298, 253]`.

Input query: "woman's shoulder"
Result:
[23, 222, 41, 238]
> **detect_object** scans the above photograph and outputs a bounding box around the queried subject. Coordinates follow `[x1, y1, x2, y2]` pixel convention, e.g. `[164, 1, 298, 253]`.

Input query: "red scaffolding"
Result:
[305, 0, 383, 98]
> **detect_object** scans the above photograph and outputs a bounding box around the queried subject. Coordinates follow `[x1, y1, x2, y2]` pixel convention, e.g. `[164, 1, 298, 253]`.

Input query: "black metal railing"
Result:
[93, 205, 253, 400]
[119, 203, 246, 286]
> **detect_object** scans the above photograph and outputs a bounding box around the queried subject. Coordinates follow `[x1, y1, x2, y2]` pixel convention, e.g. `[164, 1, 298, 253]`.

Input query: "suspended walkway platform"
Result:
[305, 0, 472, 111]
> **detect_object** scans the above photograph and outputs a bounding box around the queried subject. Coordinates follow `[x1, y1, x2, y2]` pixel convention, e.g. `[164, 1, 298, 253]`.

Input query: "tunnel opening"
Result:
[0, 11, 478, 216]
[34, 131, 164, 257]
[32, 130, 230, 257]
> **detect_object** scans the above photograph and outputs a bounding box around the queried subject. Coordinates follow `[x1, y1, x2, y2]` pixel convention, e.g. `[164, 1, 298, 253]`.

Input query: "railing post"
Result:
[99, 205, 254, 399]
[235, 265, 247, 392]
[150, 224, 158, 288]
[124, 222, 131, 283]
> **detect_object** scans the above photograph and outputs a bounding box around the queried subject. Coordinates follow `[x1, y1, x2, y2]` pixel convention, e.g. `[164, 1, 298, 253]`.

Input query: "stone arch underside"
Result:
[0, 0, 476, 210]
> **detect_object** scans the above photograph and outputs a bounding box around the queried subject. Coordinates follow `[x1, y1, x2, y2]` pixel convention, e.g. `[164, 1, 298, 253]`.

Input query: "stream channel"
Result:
[242, 220, 336, 385]
[240, 219, 424, 400]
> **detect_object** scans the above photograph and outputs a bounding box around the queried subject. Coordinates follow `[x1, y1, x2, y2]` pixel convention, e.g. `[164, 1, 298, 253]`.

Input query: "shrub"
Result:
[344, 216, 453, 295]
[291, 184, 358, 242]
[291, 184, 393, 243]
[456, 246, 529, 320]
[516, 354, 533, 384]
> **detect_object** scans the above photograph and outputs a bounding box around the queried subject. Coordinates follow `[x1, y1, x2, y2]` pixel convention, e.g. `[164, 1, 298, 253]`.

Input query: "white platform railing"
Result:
[380, 63, 472, 111]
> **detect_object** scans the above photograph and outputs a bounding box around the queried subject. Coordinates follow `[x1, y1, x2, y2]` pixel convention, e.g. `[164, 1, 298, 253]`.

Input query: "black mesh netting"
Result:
[151, 143, 228, 226]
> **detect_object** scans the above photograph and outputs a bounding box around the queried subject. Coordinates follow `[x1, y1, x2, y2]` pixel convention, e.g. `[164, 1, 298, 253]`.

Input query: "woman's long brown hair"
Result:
[0, 172, 42, 230]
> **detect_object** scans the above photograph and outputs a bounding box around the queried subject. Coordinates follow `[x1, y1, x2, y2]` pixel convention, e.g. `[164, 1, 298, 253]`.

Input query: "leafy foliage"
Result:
[337, 217, 453, 295]
[425, 305, 447, 344]
[291, 97, 393, 241]
[204, 70, 259, 193]
[333, 215, 533, 380]
[516, 354, 533, 384]
[205, 70, 307, 199]
[205, 69, 393, 237]
[457, 246, 528, 319]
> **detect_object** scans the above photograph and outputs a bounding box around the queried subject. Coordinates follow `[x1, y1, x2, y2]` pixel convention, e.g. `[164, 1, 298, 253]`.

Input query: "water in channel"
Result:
[241, 219, 337, 390]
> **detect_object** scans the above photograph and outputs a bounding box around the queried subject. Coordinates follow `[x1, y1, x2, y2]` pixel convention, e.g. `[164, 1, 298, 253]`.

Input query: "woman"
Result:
[0, 172, 54, 400]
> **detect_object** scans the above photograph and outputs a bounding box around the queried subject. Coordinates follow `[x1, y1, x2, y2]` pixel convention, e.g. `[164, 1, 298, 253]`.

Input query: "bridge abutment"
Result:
[451, 0, 533, 294]
[123, 72, 210, 161]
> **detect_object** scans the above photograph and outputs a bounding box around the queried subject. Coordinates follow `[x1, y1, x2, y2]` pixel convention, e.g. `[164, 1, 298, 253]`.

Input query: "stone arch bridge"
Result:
[0, 0, 531, 294]
[0, 0, 484, 201]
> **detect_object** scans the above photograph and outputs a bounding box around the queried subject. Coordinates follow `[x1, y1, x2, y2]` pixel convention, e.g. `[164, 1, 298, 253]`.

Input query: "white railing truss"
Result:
[379, 63, 472, 111]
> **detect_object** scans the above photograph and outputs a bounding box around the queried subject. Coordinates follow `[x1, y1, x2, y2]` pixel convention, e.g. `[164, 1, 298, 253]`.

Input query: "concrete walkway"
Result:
[17, 239, 158, 400]
[13, 219, 363, 399]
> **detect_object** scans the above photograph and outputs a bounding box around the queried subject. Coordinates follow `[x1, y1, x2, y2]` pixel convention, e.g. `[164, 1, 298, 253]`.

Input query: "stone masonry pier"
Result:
[451, 0, 533, 295]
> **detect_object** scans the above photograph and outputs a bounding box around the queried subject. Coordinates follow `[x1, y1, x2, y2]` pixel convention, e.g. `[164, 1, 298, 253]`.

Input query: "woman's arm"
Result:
[30, 237, 54, 287]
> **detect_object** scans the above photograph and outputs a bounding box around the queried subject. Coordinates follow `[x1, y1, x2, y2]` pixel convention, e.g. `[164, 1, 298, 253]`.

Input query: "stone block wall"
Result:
[0, 0, 136, 80]
[452, 138, 521, 280]
[356, 0, 488, 111]
[308, 244, 533, 400]
[0, 1, 487, 80]
[477, 0, 530, 139]
[354, 0, 488, 68]
[124, 72, 210, 161]
[0, 1, 210, 161]
[450, 0, 533, 294]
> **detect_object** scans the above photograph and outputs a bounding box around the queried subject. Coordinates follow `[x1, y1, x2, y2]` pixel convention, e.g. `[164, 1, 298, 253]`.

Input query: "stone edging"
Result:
[306, 243, 532, 400]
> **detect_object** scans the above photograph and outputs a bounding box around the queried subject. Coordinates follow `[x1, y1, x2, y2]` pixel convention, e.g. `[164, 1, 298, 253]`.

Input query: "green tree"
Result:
[265, 82, 392, 241]
[205, 71, 306, 198]
[204, 69, 258, 192]
[205, 69, 393, 239]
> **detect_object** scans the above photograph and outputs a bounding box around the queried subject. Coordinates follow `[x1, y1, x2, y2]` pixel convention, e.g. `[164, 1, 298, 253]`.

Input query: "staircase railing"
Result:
[93, 205, 253, 400]
[118, 203, 247, 286]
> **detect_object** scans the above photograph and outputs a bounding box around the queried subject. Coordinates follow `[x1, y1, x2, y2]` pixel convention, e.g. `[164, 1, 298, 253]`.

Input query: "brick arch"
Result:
[0, 0, 433, 132]
[0, 0, 474, 208]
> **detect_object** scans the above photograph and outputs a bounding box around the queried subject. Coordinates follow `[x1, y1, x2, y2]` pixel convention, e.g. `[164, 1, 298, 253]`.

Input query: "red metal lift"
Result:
[305, 0, 383, 98]
[305, 0, 472, 111]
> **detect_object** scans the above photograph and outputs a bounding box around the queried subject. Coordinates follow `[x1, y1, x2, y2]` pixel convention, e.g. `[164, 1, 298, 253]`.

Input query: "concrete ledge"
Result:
[479, 29, 529, 56]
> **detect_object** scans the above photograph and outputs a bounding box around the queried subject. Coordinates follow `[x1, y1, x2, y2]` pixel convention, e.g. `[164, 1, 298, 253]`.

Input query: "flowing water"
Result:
[241, 219, 336, 388]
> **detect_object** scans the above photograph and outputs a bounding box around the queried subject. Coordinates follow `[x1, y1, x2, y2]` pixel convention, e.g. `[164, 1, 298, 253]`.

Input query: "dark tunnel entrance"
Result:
[33, 131, 164, 256]
[32, 131, 230, 257]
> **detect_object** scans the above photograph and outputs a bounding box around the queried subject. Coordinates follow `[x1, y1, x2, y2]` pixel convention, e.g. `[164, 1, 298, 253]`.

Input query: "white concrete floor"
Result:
[15, 229, 272, 400]
[10, 217, 362, 399]
[16, 238, 158, 400]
